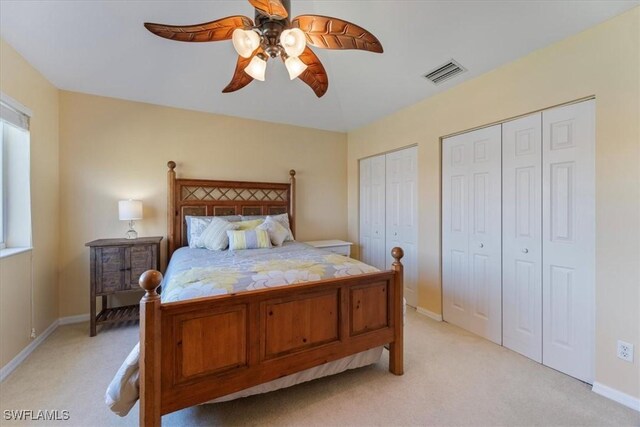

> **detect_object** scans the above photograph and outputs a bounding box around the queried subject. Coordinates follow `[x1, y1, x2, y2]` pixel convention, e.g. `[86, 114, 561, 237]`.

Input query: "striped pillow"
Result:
[196, 217, 239, 250]
[227, 229, 272, 250]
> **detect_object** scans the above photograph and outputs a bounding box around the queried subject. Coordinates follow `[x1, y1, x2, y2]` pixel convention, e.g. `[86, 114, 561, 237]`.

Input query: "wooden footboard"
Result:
[138, 248, 404, 426]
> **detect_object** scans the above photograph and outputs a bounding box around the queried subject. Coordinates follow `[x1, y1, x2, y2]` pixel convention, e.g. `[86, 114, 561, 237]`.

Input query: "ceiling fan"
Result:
[144, 0, 383, 98]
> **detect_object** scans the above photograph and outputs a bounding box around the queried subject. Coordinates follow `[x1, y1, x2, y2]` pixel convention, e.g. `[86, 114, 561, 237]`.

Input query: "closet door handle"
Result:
[394, 232, 398, 236]
[479, 243, 484, 248]
[522, 248, 529, 254]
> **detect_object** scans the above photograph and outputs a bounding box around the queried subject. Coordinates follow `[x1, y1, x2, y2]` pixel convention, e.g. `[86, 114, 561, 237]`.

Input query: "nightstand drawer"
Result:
[305, 240, 353, 257]
[324, 245, 350, 256]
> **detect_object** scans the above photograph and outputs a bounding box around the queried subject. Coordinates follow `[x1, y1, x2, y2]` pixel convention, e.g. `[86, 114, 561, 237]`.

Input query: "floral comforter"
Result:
[161, 241, 378, 302]
[106, 242, 379, 416]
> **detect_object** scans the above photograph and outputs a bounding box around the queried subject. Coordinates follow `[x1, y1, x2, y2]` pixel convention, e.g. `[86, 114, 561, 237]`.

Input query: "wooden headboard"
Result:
[166, 161, 296, 258]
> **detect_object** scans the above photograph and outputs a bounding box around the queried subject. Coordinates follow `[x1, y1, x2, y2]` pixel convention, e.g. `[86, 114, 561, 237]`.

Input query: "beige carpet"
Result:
[0, 309, 638, 426]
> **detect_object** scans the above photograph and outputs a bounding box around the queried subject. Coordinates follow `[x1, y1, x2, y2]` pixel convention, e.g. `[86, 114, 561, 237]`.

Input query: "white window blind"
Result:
[0, 99, 30, 131]
[0, 93, 32, 251]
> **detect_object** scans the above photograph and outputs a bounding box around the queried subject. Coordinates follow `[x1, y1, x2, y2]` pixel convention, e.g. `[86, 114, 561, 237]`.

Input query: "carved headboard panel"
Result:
[166, 161, 296, 258]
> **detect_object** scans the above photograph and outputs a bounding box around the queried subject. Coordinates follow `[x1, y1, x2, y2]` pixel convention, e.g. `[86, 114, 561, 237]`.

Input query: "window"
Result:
[0, 94, 32, 251]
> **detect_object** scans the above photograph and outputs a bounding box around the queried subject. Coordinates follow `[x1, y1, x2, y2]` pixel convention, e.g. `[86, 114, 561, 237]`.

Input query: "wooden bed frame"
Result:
[137, 161, 404, 426]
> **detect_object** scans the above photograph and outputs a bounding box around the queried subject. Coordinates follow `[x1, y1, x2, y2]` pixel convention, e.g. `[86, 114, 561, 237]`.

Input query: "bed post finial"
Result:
[389, 246, 404, 376]
[391, 247, 404, 264]
[168, 161, 176, 170]
[139, 270, 163, 297]
[289, 170, 296, 237]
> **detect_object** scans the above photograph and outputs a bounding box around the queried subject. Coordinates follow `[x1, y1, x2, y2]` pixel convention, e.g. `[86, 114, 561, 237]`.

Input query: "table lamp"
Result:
[118, 199, 143, 239]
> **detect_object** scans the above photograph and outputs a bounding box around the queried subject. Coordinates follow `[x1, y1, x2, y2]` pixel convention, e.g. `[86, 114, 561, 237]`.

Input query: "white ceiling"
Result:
[1, 1, 637, 131]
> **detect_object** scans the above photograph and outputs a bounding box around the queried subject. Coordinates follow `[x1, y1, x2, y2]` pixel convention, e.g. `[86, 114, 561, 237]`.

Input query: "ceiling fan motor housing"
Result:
[254, 0, 292, 58]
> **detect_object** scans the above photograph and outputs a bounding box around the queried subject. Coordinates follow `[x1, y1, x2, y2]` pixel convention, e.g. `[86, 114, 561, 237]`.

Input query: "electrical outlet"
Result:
[30, 328, 36, 339]
[617, 340, 634, 362]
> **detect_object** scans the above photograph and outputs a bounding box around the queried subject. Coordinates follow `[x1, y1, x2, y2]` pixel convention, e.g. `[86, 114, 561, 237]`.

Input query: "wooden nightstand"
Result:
[305, 240, 353, 257]
[85, 236, 162, 336]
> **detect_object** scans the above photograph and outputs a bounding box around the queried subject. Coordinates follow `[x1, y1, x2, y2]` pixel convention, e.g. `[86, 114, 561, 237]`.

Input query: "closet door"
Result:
[502, 114, 543, 362]
[442, 133, 470, 331]
[542, 100, 595, 383]
[386, 147, 418, 307]
[359, 157, 373, 265]
[443, 125, 502, 343]
[467, 125, 503, 344]
[370, 155, 387, 270]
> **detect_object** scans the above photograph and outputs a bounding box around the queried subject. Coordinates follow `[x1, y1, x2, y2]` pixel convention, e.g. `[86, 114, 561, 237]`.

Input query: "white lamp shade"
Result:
[118, 200, 143, 221]
[284, 55, 308, 80]
[280, 28, 306, 57]
[244, 55, 267, 81]
[232, 29, 261, 58]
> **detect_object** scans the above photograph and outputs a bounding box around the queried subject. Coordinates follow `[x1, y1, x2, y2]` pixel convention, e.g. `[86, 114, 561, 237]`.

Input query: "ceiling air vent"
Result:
[424, 60, 466, 85]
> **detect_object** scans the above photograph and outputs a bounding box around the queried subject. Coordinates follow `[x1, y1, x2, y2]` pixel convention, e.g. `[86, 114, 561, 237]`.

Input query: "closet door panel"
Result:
[386, 147, 418, 307]
[467, 125, 502, 344]
[542, 100, 595, 383]
[502, 114, 542, 362]
[370, 155, 387, 270]
[442, 135, 471, 330]
[359, 158, 372, 265]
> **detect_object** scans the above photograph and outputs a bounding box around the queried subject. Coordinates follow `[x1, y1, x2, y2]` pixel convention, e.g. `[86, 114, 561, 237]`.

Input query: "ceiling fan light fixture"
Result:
[244, 54, 268, 81]
[284, 55, 308, 80]
[280, 28, 306, 57]
[232, 29, 261, 58]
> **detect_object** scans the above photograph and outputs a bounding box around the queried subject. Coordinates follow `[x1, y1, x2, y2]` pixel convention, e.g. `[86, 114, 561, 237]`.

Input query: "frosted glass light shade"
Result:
[118, 200, 143, 220]
[232, 29, 260, 58]
[244, 56, 267, 81]
[280, 28, 306, 57]
[284, 56, 308, 80]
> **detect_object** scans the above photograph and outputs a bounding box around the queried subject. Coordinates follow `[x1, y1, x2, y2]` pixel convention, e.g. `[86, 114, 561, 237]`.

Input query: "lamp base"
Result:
[125, 220, 138, 239]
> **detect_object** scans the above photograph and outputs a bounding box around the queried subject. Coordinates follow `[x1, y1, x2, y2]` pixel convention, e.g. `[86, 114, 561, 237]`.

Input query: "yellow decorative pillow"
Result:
[227, 229, 272, 250]
[235, 219, 264, 230]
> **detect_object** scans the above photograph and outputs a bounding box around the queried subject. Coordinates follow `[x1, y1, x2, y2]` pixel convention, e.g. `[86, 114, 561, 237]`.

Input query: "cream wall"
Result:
[0, 39, 60, 367]
[58, 91, 348, 317]
[347, 8, 640, 398]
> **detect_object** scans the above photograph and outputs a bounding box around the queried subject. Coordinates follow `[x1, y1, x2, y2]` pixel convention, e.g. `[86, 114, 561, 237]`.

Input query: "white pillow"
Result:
[185, 215, 241, 247]
[257, 217, 290, 247]
[196, 217, 239, 250]
[269, 213, 294, 241]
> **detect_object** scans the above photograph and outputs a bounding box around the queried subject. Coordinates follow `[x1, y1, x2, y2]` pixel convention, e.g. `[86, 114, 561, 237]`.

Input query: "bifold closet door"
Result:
[502, 114, 543, 362]
[360, 154, 388, 270]
[386, 147, 418, 307]
[359, 158, 373, 266]
[542, 100, 595, 383]
[442, 125, 502, 344]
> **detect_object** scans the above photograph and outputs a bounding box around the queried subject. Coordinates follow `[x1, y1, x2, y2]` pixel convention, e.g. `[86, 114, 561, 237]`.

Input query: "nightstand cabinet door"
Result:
[126, 244, 158, 290]
[95, 246, 127, 294]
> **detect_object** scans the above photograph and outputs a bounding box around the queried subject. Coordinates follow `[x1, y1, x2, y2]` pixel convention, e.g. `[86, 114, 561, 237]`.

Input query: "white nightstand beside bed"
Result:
[304, 240, 354, 257]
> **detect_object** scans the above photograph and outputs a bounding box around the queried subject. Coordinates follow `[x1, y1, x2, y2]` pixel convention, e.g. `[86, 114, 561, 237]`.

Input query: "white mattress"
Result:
[206, 346, 383, 404]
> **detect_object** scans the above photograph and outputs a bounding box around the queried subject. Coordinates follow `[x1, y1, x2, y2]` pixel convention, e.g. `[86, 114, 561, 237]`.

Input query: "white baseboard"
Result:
[58, 313, 90, 325]
[0, 319, 59, 382]
[1, 313, 91, 382]
[416, 306, 443, 322]
[592, 381, 640, 412]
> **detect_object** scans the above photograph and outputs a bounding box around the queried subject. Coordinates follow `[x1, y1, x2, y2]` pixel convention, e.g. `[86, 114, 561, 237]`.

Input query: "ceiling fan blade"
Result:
[222, 50, 261, 93]
[248, 0, 288, 20]
[144, 16, 253, 42]
[295, 47, 329, 98]
[292, 15, 383, 53]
